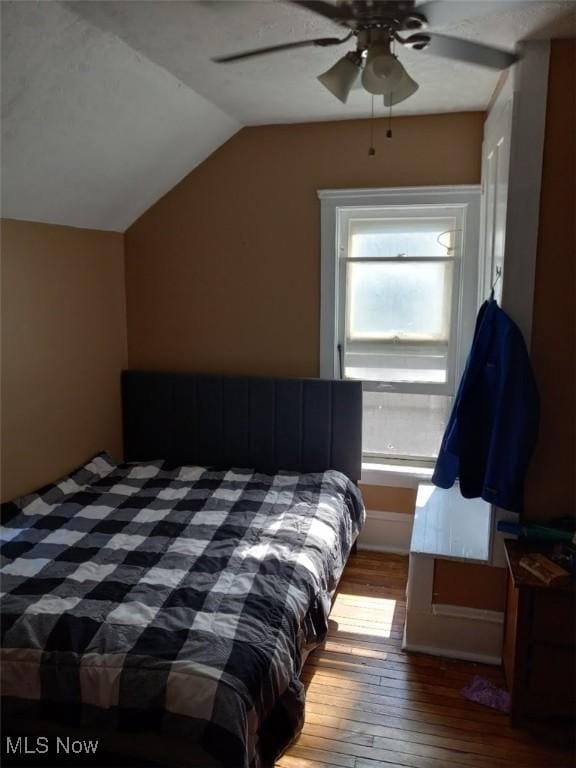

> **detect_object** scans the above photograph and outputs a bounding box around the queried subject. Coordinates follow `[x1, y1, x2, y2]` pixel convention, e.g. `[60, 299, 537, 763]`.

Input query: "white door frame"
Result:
[484, 40, 550, 567]
[500, 40, 550, 345]
[478, 72, 514, 306]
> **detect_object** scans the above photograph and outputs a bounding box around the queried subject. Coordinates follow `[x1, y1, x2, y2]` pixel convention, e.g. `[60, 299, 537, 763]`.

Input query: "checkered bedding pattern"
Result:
[0, 453, 364, 767]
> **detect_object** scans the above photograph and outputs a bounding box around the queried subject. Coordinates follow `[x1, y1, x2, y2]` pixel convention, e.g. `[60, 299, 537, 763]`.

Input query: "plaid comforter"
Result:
[0, 454, 364, 767]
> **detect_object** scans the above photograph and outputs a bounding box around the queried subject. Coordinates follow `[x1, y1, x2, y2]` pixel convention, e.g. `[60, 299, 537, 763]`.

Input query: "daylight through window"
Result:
[320, 188, 480, 464]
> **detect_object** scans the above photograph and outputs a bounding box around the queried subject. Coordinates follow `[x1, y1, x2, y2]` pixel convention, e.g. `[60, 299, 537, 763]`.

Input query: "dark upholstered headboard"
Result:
[122, 371, 363, 482]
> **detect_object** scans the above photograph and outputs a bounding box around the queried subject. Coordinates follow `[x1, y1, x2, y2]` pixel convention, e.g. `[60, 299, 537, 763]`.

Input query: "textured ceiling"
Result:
[2, 0, 574, 231]
[1, 1, 239, 231]
[65, 0, 575, 123]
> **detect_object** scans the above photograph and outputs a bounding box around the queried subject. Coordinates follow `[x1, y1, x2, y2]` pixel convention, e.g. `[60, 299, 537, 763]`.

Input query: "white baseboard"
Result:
[432, 603, 504, 624]
[402, 635, 503, 666]
[402, 611, 503, 665]
[357, 509, 414, 555]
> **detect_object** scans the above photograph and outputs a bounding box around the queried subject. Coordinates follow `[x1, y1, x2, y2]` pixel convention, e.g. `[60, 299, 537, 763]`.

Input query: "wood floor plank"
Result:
[335, 582, 408, 599]
[286, 745, 355, 767]
[303, 683, 510, 730]
[296, 734, 475, 768]
[320, 637, 502, 678]
[303, 687, 556, 749]
[309, 648, 497, 686]
[301, 667, 509, 713]
[304, 722, 375, 748]
[277, 756, 336, 768]
[304, 658, 481, 699]
[279, 551, 572, 768]
[304, 709, 567, 765]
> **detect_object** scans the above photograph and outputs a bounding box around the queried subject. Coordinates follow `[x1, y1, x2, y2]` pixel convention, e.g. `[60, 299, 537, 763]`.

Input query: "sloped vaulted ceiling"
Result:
[1, 1, 240, 232]
[2, 0, 574, 232]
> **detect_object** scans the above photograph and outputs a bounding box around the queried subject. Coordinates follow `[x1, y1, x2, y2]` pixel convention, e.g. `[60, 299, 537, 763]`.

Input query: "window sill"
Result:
[361, 461, 434, 489]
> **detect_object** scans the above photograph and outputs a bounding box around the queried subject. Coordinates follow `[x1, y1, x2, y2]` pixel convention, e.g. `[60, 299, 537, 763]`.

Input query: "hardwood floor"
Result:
[278, 551, 575, 768]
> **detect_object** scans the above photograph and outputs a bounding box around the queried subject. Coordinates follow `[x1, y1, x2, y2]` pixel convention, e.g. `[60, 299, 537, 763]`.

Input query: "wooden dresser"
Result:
[502, 539, 575, 727]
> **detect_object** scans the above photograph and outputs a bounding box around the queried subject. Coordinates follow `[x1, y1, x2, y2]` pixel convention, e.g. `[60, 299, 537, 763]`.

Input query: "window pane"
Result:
[347, 261, 453, 341]
[362, 392, 451, 460]
[349, 217, 456, 259]
[345, 345, 448, 383]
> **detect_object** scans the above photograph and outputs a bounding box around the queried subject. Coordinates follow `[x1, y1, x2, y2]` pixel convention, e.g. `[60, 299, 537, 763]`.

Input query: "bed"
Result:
[1, 372, 364, 768]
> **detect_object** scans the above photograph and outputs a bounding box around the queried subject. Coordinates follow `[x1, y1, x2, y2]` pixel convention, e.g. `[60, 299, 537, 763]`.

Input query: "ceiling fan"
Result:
[212, 1, 519, 106]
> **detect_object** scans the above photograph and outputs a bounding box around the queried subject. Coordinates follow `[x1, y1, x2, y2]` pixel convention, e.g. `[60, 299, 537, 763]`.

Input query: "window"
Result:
[320, 186, 481, 464]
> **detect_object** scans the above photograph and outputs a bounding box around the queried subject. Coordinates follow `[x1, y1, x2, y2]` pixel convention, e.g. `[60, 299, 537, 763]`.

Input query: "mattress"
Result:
[0, 453, 365, 767]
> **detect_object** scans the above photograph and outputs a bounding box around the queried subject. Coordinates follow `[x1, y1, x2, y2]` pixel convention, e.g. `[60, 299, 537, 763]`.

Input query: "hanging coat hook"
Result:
[490, 266, 503, 299]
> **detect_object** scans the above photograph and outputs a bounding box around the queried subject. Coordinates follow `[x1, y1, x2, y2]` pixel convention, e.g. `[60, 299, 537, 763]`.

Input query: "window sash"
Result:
[362, 453, 437, 468]
[344, 257, 456, 344]
[343, 256, 456, 262]
[342, 206, 461, 261]
[340, 252, 461, 395]
[318, 185, 481, 460]
[361, 380, 453, 395]
[345, 344, 451, 390]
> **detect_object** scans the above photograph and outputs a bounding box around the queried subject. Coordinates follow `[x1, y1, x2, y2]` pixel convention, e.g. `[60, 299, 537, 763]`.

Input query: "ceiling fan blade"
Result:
[212, 36, 348, 63]
[416, 32, 518, 69]
[288, 1, 353, 24]
[417, 1, 522, 29]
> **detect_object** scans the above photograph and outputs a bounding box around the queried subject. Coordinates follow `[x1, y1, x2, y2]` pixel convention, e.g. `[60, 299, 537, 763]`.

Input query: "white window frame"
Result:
[340, 206, 463, 396]
[319, 186, 481, 462]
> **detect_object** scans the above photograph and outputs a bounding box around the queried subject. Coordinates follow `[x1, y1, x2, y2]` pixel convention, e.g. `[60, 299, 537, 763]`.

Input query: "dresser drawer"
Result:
[531, 590, 576, 647]
[529, 645, 575, 699]
[526, 645, 576, 717]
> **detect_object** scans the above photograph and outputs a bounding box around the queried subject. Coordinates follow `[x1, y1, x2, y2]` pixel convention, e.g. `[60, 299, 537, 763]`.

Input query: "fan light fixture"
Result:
[213, 1, 519, 111]
[317, 39, 419, 106]
[384, 69, 419, 106]
[362, 42, 404, 95]
[317, 51, 362, 104]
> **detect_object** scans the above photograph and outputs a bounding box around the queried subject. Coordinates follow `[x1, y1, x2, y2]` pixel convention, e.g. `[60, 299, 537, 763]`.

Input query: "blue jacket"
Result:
[432, 299, 539, 513]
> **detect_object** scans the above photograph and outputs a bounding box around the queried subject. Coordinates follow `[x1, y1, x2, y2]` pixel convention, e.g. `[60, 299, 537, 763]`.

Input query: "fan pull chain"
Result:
[386, 37, 396, 139]
[387, 101, 393, 139]
[368, 95, 376, 156]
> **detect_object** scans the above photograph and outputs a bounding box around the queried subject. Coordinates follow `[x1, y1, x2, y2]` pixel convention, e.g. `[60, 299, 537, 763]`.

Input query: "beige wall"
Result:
[1, 219, 127, 501]
[125, 113, 483, 521]
[125, 112, 484, 376]
[360, 484, 416, 515]
[525, 38, 576, 522]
